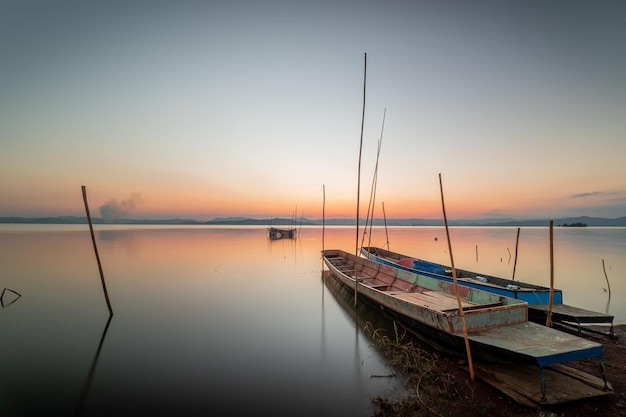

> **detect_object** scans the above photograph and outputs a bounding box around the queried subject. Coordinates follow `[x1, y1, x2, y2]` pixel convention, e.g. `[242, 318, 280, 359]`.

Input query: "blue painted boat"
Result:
[361, 246, 614, 335]
[361, 246, 562, 304]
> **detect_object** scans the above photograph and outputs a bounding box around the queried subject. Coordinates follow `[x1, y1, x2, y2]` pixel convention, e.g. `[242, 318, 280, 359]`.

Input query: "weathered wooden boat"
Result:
[322, 248, 613, 405]
[361, 246, 614, 337]
[267, 227, 296, 240]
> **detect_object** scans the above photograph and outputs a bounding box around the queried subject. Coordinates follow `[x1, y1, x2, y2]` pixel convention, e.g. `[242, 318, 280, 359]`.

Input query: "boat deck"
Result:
[326, 254, 477, 312]
[468, 321, 604, 367]
[391, 291, 474, 312]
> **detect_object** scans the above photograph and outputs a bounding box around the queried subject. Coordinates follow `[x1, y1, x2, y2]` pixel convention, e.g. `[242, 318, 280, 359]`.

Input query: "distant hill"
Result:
[1, 215, 625, 226]
[308, 216, 626, 227]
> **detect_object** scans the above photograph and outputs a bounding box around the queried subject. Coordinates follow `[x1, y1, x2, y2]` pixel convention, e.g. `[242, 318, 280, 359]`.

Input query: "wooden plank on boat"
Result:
[391, 291, 474, 311]
[467, 362, 613, 406]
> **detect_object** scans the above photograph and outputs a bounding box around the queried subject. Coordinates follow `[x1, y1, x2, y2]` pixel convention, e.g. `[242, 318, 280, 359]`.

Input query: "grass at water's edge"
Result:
[364, 321, 500, 417]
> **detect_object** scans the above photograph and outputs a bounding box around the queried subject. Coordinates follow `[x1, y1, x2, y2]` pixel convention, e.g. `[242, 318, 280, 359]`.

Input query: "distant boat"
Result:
[361, 246, 614, 337]
[322, 248, 613, 406]
[267, 227, 296, 240]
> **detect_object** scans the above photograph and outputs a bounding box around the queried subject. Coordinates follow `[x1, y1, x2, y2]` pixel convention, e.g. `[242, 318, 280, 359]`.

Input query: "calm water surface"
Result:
[0, 224, 624, 416]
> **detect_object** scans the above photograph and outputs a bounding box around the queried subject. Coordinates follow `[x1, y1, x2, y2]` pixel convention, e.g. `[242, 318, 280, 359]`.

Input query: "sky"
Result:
[1, 0, 625, 221]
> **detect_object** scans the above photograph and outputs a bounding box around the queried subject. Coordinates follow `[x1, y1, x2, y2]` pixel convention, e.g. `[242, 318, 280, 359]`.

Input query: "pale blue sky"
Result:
[1, 0, 625, 220]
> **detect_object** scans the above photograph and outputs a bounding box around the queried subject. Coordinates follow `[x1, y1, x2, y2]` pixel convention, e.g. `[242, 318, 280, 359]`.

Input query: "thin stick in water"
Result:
[546, 220, 554, 327]
[512, 227, 520, 281]
[1, 288, 22, 308]
[82, 185, 113, 316]
[322, 184, 325, 252]
[602, 259, 612, 314]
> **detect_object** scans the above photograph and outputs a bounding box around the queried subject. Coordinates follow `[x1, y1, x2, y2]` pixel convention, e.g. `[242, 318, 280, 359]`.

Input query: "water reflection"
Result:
[0, 225, 624, 417]
[0, 225, 405, 417]
[75, 315, 113, 416]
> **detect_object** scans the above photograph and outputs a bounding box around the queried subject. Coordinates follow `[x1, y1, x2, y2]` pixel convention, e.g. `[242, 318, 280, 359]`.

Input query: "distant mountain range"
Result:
[1, 215, 626, 227]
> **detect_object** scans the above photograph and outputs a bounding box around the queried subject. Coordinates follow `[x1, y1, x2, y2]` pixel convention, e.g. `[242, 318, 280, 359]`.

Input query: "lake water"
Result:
[1, 224, 624, 416]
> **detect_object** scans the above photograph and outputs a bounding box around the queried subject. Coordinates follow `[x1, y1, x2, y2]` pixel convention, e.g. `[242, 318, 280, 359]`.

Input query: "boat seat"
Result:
[443, 301, 504, 313]
[369, 284, 389, 290]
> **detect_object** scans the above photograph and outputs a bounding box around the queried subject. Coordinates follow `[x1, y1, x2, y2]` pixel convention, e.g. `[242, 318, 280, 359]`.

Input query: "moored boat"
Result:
[267, 227, 296, 240]
[322, 248, 613, 405]
[361, 246, 614, 336]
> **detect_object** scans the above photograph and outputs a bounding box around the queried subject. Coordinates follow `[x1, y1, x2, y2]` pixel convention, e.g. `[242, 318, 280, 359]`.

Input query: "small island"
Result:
[560, 222, 588, 227]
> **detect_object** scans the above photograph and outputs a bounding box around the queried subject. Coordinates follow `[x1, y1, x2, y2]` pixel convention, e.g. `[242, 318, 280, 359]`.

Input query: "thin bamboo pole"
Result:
[362, 135, 383, 251]
[546, 220, 554, 327]
[438, 173, 474, 380]
[602, 259, 612, 314]
[354, 52, 367, 306]
[322, 185, 326, 252]
[512, 227, 520, 281]
[382, 202, 390, 251]
[82, 185, 113, 316]
[362, 108, 386, 252]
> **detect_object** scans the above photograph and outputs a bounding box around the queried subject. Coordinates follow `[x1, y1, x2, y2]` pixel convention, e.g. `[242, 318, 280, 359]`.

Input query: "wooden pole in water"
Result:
[438, 173, 474, 380]
[546, 220, 554, 327]
[354, 52, 367, 306]
[322, 184, 325, 252]
[602, 259, 612, 314]
[82, 186, 113, 316]
[512, 227, 520, 281]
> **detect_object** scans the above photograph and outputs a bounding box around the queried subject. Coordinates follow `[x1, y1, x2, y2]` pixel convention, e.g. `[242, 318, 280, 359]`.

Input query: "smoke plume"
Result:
[100, 193, 143, 223]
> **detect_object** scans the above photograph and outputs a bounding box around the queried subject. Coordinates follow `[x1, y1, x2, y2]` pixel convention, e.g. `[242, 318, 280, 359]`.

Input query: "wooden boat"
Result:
[267, 227, 296, 240]
[361, 246, 614, 337]
[322, 249, 613, 405]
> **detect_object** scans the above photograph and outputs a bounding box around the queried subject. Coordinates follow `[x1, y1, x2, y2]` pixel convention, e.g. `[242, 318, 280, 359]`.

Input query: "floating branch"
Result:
[1, 288, 22, 308]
